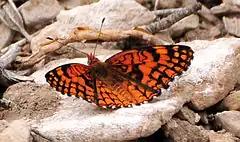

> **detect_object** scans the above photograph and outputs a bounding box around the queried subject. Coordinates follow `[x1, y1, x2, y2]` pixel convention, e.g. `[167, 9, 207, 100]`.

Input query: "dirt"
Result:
[0, 82, 61, 121]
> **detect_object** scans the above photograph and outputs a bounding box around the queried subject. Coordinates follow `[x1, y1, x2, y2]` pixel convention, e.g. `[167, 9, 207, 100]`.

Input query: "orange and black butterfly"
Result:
[45, 45, 194, 109]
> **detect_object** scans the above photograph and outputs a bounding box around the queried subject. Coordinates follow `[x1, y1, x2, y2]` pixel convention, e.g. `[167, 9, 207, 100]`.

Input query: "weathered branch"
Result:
[0, 38, 26, 68]
[0, 38, 33, 88]
[145, 2, 202, 34]
[0, 0, 31, 41]
[0, 68, 33, 87]
[15, 28, 166, 69]
[153, 7, 191, 17]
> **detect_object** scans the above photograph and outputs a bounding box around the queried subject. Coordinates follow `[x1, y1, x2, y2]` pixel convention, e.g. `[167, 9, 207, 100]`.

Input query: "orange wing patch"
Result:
[106, 45, 194, 90]
[45, 64, 96, 102]
[95, 79, 158, 108]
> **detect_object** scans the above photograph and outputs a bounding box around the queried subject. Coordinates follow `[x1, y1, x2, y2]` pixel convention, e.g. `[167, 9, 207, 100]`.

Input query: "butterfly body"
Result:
[45, 45, 194, 109]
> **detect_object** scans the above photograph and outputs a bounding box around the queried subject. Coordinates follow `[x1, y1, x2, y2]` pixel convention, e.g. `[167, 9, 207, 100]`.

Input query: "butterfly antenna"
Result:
[93, 17, 105, 56]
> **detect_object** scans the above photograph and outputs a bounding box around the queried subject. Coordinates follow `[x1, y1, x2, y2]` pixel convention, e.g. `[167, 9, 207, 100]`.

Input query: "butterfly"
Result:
[45, 45, 194, 109]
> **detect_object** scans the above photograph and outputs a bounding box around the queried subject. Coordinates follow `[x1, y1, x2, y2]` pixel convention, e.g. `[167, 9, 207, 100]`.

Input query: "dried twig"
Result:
[154, 0, 159, 10]
[0, 38, 26, 68]
[153, 7, 192, 17]
[0, 0, 31, 41]
[145, 2, 202, 34]
[0, 37, 33, 88]
[15, 28, 166, 69]
[0, 68, 33, 87]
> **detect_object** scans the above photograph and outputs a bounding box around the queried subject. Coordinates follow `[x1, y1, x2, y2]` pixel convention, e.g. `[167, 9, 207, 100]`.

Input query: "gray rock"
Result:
[215, 111, 240, 138]
[3, 82, 61, 120]
[223, 16, 240, 37]
[232, 0, 240, 6]
[57, 0, 156, 30]
[167, 14, 199, 38]
[185, 38, 240, 110]
[153, 0, 181, 9]
[0, 120, 30, 142]
[211, 3, 240, 15]
[175, 106, 200, 124]
[163, 118, 209, 142]
[182, 24, 221, 41]
[180, 0, 198, 7]
[3, 80, 190, 141]
[221, 91, 240, 111]
[0, 120, 8, 132]
[0, 22, 14, 49]
[163, 118, 239, 142]
[26, 38, 240, 141]
[207, 130, 238, 142]
[19, 0, 61, 28]
[59, 0, 99, 9]
[182, 6, 224, 41]
[28, 38, 240, 141]
[221, 0, 240, 6]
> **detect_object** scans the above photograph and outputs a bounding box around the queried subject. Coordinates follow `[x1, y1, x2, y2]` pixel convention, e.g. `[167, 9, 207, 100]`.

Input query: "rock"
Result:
[211, 3, 240, 15]
[199, 111, 210, 125]
[3, 82, 61, 120]
[182, 6, 223, 41]
[167, 14, 199, 38]
[57, 0, 155, 30]
[222, 0, 240, 6]
[215, 111, 240, 138]
[0, 120, 8, 132]
[153, 0, 181, 9]
[185, 38, 240, 110]
[223, 16, 240, 37]
[181, 0, 198, 7]
[208, 130, 239, 142]
[28, 38, 240, 141]
[182, 23, 221, 41]
[28, 37, 240, 141]
[175, 106, 201, 124]
[59, 0, 99, 9]
[0, 22, 14, 49]
[163, 118, 209, 141]
[6, 49, 195, 142]
[0, 120, 30, 142]
[19, 0, 61, 28]
[32, 53, 194, 141]
[221, 91, 240, 111]
[232, 0, 240, 6]
[11, 37, 240, 141]
[154, 31, 174, 44]
[3, 80, 190, 141]
[163, 118, 239, 142]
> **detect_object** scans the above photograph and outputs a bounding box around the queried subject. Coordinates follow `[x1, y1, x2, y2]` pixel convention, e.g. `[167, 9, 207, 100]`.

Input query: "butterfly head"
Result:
[88, 52, 100, 65]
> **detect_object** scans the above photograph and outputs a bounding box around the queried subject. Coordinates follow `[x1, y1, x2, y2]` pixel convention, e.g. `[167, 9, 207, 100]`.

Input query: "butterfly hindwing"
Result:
[45, 63, 97, 102]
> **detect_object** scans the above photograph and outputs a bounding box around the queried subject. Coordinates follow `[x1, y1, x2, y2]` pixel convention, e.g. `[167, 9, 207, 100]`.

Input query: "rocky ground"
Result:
[0, 0, 240, 142]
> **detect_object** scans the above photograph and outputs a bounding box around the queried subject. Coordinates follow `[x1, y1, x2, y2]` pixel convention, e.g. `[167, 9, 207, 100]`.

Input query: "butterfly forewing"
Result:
[106, 45, 194, 90]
